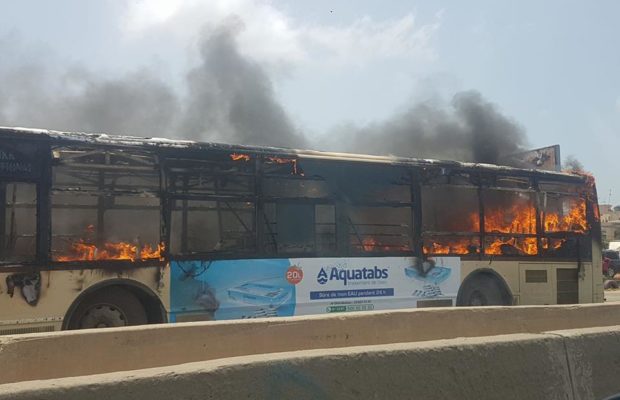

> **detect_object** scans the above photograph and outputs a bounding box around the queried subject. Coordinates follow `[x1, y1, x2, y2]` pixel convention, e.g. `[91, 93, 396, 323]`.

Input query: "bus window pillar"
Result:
[335, 200, 349, 255]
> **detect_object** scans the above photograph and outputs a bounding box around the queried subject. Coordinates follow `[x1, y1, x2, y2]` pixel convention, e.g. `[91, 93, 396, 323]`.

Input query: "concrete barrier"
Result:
[0, 333, 574, 400]
[2, 303, 620, 385]
[549, 326, 620, 400]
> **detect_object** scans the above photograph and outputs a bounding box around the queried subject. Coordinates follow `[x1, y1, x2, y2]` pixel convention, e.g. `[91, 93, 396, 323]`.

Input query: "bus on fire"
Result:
[0, 127, 603, 333]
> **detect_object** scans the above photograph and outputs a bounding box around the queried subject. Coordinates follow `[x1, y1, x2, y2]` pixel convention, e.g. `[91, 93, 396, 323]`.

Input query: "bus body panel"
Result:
[0, 266, 167, 335]
[461, 260, 599, 306]
[0, 258, 602, 333]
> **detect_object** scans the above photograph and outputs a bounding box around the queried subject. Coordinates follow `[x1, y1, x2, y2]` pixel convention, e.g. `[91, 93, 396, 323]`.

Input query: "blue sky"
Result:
[1, 0, 619, 203]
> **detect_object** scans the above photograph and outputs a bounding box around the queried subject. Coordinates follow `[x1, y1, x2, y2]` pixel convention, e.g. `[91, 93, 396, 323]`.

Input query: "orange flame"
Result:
[56, 239, 164, 262]
[230, 153, 250, 162]
[484, 237, 538, 256]
[543, 199, 587, 233]
[423, 239, 480, 255]
[362, 237, 385, 251]
[422, 199, 587, 256]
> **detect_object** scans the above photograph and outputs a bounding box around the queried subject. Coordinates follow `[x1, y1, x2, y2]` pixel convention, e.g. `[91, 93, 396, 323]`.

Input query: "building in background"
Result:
[600, 204, 620, 248]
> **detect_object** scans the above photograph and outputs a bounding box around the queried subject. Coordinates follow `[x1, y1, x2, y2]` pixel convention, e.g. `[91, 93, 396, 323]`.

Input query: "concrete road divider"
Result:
[0, 333, 575, 400]
[548, 326, 620, 400]
[3, 303, 620, 385]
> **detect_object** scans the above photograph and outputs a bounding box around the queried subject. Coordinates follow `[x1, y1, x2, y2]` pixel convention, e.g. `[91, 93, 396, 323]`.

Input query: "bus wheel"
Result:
[68, 287, 148, 329]
[459, 274, 509, 306]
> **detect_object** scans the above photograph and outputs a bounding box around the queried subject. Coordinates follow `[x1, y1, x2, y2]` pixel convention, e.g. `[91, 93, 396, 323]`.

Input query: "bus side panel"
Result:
[169, 257, 461, 322]
[0, 266, 167, 334]
[462, 260, 599, 306]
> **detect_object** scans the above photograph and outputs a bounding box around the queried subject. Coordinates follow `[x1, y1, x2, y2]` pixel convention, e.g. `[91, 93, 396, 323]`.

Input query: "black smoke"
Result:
[0, 19, 526, 165]
[179, 18, 306, 148]
[324, 91, 527, 164]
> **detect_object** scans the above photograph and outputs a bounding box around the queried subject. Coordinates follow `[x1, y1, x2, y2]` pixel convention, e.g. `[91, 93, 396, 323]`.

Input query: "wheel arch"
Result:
[62, 278, 167, 330]
[456, 268, 514, 306]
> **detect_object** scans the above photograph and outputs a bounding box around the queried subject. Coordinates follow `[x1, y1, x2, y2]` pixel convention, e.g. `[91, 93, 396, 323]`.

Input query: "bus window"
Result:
[261, 157, 336, 255]
[263, 177, 329, 198]
[495, 176, 531, 190]
[169, 158, 255, 197]
[170, 200, 256, 255]
[347, 206, 412, 253]
[540, 190, 589, 258]
[337, 168, 411, 204]
[323, 164, 412, 255]
[482, 189, 537, 256]
[1, 183, 37, 262]
[262, 202, 336, 254]
[51, 150, 162, 262]
[421, 185, 480, 255]
[541, 194, 587, 233]
[167, 154, 257, 256]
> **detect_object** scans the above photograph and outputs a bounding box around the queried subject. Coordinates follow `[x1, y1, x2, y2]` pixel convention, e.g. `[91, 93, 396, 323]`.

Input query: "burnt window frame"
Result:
[49, 144, 164, 265]
[419, 168, 482, 258]
[164, 150, 258, 259]
[259, 155, 338, 258]
[479, 174, 539, 258]
[0, 135, 51, 267]
[536, 178, 592, 260]
[418, 167, 592, 261]
[2, 130, 594, 267]
[329, 162, 415, 257]
[0, 181, 39, 263]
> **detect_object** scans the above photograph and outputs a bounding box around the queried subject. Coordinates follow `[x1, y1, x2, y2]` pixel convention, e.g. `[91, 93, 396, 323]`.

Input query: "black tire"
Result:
[459, 274, 510, 306]
[68, 286, 148, 330]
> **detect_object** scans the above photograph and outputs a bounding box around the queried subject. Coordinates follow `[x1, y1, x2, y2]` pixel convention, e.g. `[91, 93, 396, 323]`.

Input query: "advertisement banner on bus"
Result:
[169, 256, 460, 322]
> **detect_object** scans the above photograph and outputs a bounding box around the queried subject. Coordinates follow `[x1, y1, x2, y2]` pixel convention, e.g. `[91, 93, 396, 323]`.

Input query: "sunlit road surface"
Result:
[605, 290, 620, 302]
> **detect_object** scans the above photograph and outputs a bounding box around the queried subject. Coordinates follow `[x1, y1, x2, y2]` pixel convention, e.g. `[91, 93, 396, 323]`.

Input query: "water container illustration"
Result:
[227, 278, 292, 308]
[404, 265, 451, 285]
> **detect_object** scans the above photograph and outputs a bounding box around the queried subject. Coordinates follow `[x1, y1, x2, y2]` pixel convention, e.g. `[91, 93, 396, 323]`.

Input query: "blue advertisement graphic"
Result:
[404, 265, 451, 285]
[170, 256, 461, 321]
[170, 259, 295, 321]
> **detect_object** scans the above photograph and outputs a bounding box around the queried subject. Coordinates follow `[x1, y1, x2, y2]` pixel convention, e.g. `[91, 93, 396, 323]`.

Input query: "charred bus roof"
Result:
[0, 126, 588, 184]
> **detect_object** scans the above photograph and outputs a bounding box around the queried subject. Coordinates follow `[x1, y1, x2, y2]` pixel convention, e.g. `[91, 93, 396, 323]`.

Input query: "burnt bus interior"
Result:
[0, 131, 598, 269]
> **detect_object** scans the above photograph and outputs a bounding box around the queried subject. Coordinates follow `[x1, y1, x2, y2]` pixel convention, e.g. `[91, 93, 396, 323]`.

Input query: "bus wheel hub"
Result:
[80, 305, 126, 329]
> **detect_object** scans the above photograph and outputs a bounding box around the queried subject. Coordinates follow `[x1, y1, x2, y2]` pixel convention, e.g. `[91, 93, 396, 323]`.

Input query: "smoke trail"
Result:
[324, 91, 527, 164]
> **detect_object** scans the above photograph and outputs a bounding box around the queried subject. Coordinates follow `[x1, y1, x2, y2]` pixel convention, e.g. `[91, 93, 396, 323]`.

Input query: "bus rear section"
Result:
[418, 172, 602, 307]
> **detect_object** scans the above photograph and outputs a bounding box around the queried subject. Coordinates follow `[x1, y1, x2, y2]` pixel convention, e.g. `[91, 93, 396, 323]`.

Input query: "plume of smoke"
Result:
[0, 21, 306, 148]
[0, 64, 178, 137]
[323, 91, 527, 165]
[563, 154, 585, 172]
[0, 19, 526, 166]
[180, 17, 307, 148]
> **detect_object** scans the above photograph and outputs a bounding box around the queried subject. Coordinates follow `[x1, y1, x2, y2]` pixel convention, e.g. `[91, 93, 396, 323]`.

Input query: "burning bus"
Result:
[0, 127, 603, 333]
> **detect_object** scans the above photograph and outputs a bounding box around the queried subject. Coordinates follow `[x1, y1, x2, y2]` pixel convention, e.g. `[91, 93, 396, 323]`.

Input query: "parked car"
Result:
[603, 249, 620, 279]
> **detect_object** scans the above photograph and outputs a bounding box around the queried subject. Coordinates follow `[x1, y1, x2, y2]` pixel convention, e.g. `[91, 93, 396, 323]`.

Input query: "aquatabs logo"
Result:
[317, 266, 389, 286]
